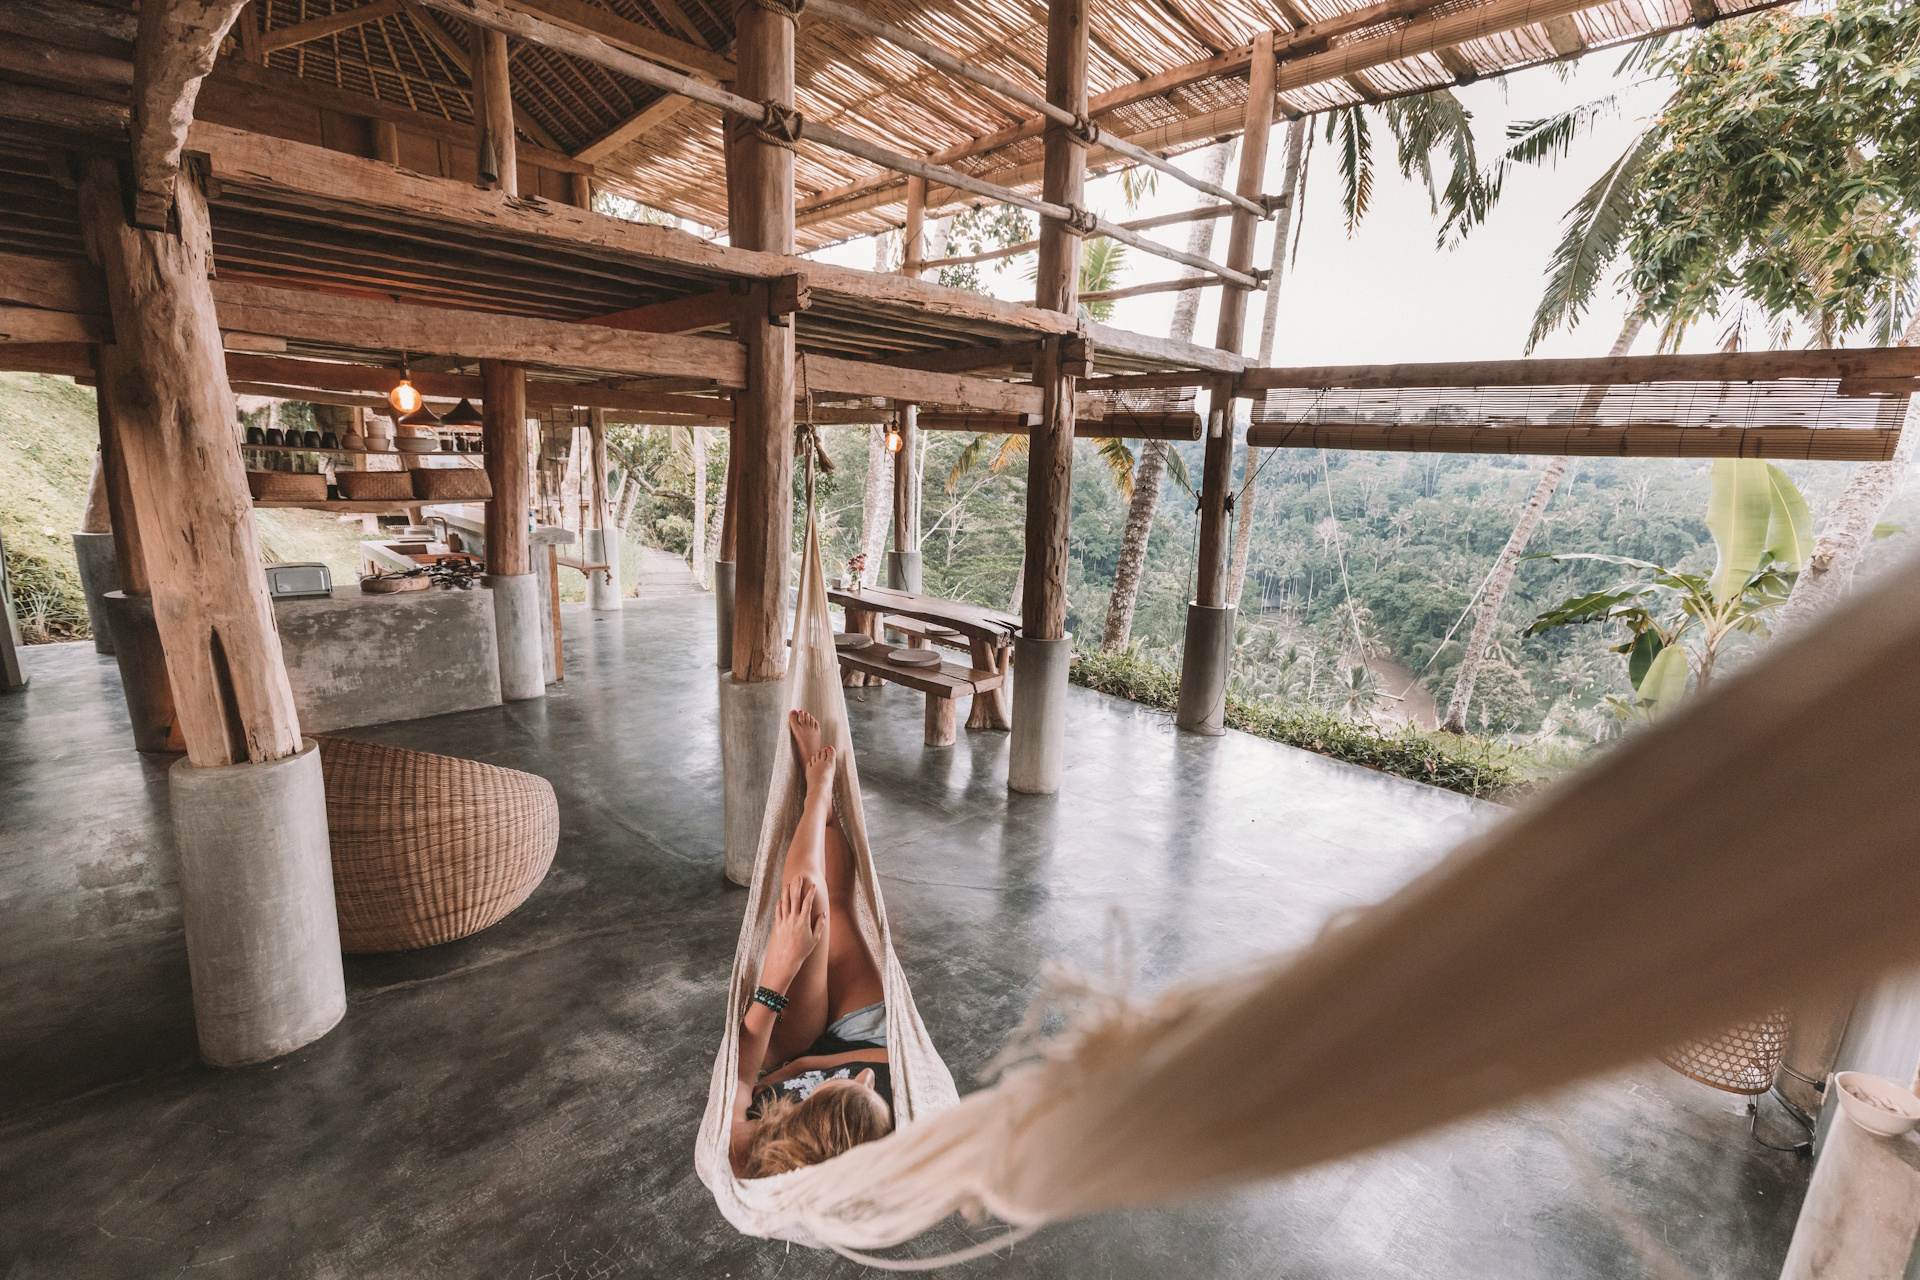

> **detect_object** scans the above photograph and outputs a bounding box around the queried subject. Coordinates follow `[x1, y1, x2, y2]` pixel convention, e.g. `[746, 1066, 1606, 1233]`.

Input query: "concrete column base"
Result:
[714, 560, 736, 669]
[71, 531, 119, 655]
[484, 573, 546, 701]
[719, 673, 784, 886]
[584, 527, 621, 613]
[169, 739, 345, 1067]
[886, 550, 923, 594]
[1779, 1091, 1920, 1279]
[101, 590, 178, 752]
[1175, 602, 1236, 736]
[1008, 634, 1071, 795]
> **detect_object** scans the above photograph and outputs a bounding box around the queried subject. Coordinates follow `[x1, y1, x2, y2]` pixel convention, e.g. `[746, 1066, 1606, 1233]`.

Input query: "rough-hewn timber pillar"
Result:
[888, 175, 926, 592]
[474, 25, 517, 195]
[78, 153, 342, 1067]
[481, 358, 543, 699]
[718, 0, 797, 884]
[1177, 31, 1275, 736]
[715, 417, 740, 669]
[1006, 0, 1089, 794]
[73, 450, 118, 655]
[585, 407, 620, 613]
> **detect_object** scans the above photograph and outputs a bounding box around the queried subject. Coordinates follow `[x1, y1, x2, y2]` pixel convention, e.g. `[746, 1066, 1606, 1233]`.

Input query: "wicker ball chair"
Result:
[1661, 1009, 1792, 1096]
[314, 735, 559, 953]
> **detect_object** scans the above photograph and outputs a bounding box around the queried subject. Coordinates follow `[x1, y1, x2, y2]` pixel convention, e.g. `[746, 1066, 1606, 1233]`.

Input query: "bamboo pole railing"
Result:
[803, 0, 1270, 221]
[1243, 348, 1920, 389]
[918, 203, 1236, 272]
[419, 0, 1259, 290]
[1244, 422, 1904, 461]
[1079, 276, 1231, 305]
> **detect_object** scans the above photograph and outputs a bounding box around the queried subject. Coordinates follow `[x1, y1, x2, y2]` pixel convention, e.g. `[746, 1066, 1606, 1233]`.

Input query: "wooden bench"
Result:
[835, 644, 1006, 746]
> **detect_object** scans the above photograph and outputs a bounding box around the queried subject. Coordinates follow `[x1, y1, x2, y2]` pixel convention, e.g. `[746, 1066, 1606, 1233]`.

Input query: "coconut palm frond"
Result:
[1165, 446, 1195, 499]
[1527, 127, 1661, 352]
[1383, 89, 1480, 222]
[1440, 95, 1620, 246]
[1326, 106, 1373, 237]
[1079, 238, 1129, 323]
[1119, 165, 1158, 209]
[1097, 437, 1136, 502]
[945, 433, 991, 494]
[1613, 31, 1673, 78]
[990, 435, 1029, 473]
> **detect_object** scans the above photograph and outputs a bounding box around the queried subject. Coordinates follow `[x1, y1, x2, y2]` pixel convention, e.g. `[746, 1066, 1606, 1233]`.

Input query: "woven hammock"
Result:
[694, 514, 1920, 1264]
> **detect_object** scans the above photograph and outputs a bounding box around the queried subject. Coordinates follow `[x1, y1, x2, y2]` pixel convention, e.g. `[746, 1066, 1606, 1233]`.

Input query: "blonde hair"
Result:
[745, 1080, 893, 1177]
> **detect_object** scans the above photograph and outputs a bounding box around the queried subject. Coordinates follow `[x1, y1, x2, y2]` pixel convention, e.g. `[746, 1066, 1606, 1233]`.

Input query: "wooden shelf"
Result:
[253, 499, 432, 514]
[244, 444, 484, 458]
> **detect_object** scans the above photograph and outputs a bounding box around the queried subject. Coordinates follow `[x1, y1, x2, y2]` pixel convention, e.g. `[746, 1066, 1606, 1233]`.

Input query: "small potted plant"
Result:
[846, 553, 868, 591]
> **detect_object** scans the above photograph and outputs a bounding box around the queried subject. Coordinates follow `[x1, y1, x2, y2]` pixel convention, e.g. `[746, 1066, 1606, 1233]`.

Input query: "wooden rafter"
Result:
[259, 0, 405, 54]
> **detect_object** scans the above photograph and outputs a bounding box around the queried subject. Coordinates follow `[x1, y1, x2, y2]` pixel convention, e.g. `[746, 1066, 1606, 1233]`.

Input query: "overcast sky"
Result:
[808, 53, 1710, 365]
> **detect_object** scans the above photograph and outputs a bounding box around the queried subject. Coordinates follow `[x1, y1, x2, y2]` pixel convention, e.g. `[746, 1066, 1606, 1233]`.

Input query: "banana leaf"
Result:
[1706, 459, 1772, 602]
[1762, 464, 1814, 572]
[1634, 643, 1690, 714]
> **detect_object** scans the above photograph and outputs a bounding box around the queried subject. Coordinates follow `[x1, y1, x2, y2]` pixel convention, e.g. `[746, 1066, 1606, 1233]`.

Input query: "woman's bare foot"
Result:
[805, 745, 836, 799]
[790, 708, 823, 758]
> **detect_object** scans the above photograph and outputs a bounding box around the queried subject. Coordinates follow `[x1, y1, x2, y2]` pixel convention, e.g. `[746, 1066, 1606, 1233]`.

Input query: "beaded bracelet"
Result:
[752, 986, 789, 1017]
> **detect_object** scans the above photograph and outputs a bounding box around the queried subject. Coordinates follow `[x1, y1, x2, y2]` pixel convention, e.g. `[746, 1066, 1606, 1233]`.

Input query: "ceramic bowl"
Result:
[394, 437, 440, 454]
[1835, 1071, 1920, 1137]
[365, 435, 395, 453]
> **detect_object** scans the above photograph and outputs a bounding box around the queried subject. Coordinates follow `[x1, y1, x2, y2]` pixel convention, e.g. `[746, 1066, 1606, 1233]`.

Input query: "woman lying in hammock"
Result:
[729, 709, 895, 1177]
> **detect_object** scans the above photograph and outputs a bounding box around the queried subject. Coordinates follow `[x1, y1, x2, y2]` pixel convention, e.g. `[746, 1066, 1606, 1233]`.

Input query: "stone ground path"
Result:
[630, 544, 705, 598]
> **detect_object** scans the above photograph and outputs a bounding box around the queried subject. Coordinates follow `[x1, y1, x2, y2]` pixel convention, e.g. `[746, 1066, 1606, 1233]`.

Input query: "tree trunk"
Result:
[1100, 140, 1236, 651]
[1225, 118, 1309, 609]
[691, 424, 708, 586]
[1440, 315, 1643, 734]
[1773, 311, 1920, 639]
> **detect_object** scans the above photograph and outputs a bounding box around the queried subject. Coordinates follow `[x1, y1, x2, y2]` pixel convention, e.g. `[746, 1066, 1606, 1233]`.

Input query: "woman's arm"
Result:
[729, 880, 827, 1155]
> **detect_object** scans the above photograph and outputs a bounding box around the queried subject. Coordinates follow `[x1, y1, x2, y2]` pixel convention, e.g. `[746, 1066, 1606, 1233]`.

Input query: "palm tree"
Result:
[1100, 140, 1237, 651]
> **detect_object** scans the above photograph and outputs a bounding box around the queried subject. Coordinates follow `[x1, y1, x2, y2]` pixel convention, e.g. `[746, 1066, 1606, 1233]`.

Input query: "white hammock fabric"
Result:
[695, 505, 960, 1247]
[699, 508, 1920, 1261]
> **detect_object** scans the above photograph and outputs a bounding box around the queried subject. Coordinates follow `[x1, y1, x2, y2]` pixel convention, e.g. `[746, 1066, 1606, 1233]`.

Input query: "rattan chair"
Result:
[315, 735, 559, 953]
[1661, 1008, 1812, 1153]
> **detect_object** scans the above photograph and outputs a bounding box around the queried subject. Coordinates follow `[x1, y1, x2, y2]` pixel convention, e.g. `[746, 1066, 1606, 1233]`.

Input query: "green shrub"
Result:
[1070, 647, 1519, 799]
[4, 540, 90, 643]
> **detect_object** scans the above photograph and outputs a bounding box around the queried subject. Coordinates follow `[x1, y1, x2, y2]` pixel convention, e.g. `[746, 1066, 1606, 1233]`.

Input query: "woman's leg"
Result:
[821, 820, 885, 1020]
[764, 710, 835, 1066]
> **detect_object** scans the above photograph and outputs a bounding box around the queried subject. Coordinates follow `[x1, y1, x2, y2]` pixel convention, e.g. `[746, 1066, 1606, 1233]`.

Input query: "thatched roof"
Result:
[241, 0, 1788, 248]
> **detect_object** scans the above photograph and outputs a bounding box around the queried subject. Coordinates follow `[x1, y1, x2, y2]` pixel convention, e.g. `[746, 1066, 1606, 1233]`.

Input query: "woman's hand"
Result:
[762, 877, 826, 991]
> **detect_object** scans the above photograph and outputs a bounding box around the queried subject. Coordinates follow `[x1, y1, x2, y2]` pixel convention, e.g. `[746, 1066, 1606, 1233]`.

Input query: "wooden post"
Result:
[1023, 0, 1089, 646]
[92, 361, 149, 598]
[727, 0, 796, 683]
[569, 171, 593, 209]
[890, 175, 925, 589]
[476, 26, 516, 195]
[481, 359, 529, 575]
[77, 156, 301, 768]
[1195, 31, 1275, 608]
[372, 118, 400, 165]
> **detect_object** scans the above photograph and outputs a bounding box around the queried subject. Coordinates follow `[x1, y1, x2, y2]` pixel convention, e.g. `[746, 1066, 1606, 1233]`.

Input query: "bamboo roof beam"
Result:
[917, 202, 1235, 272]
[1242, 349, 1920, 389]
[419, 0, 1262, 289]
[1244, 422, 1905, 462]
[260, 0, 407, 55]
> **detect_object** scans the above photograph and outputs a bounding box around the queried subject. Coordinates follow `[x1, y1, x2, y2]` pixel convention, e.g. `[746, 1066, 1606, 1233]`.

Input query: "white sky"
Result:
[806, 53, 1718, 364]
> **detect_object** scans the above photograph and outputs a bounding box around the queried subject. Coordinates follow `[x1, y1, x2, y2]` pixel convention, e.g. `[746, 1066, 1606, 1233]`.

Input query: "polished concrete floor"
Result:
[1, 592, 1809, 1277]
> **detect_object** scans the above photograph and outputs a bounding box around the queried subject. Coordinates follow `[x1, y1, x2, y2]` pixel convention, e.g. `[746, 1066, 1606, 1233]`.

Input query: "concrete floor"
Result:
[1, 591, 1809, 1278]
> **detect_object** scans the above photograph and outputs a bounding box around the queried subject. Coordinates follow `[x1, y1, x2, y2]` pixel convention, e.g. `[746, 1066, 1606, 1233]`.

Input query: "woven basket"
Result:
[337, 470, 416, 501]
[315, 735, 559, 953]
[247, 471, 327, 501]
[1661, 1009, 1792, 1095]
[410, 468, 494, 501]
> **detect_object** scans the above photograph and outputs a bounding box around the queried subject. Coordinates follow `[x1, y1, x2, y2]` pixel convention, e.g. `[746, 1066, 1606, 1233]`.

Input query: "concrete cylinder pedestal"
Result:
[485, 573, 546, 701]
[169, 739, 346, 1067]
[886, 550, 923, 594]
[584, 527, 621, 614]
[1175, 603, 1236, 736]
[714, 561, 736, 670]
[1008, 634, 1071, 795]
[101, 590, 177, 752]
[719, 673, 784, 886]
[1779, 1094, 1920, 1279]
[71, 531, 119, 655]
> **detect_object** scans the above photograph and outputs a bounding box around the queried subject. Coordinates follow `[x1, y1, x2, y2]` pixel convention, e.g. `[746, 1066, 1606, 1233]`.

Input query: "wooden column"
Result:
[588, 409, 610, 528]
[77, 157, 301, 767]
[372, 118, 400, 165]
[569, 172, 593, 209]
[476, 26, 517, 196]
[1022, 0, 1089, 644]
[92, 360, 149, 597]
[727, 0, 796, 682]
[893, 175, 926, 565]
[481, 359, 529, 575]
[1194, 32, 1276, 608]
[719, 413, 740, 564]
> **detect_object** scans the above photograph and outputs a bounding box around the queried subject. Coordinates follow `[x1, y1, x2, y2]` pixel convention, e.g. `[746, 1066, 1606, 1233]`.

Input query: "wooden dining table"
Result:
[827, 584, 1020, 730]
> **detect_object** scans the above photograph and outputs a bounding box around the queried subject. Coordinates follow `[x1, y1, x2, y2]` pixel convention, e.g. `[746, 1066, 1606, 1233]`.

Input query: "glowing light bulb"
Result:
[886, 430, 903, 453]
[389, 379, 422, 414]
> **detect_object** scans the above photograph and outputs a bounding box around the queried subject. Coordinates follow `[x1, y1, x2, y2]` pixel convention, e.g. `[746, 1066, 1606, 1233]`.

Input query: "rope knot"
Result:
[755, 101, 805, 149]
[1072, 113, 1100, 146]
[739, 0, 804, 19]
[1060, 203, 1099, 236]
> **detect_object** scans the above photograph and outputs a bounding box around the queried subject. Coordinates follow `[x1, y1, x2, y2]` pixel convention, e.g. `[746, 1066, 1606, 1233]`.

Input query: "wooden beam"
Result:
[588, 287, 742, 334]
[889, 342, 1042, 375]
[130, 1, 250, 230]
[0, 343, 94, 376]
[0, 306, 108, 344]
[1244, 422, 1904, 462]
[0, 79, 129, 138]
[0, 36, 133, 91]
[806, 354, 1042, 414]
[0, 0, 137, 57]
[572, 93, 693, 163]
[188, 121, 1083, 343]
[207, 280, 748, 385]
[78, 153, 303, 766]
[259, 0, 404, 54]
[921, 409, 1200, 440]
[1079, 276, 1229, 305]
[0, 252, 108, 314]
[1241, 349, 1920, 390]
[222, 352, 731, 416]
[506, 0, 732, 81]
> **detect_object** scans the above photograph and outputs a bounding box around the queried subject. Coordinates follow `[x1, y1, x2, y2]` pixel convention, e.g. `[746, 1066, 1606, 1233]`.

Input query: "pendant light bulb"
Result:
[389, 379, 422, 414]
[886, 429, 903, 454]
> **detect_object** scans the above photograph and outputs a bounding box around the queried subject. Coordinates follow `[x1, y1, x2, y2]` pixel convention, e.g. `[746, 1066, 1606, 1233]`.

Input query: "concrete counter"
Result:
[437, 510, 575, 683]
[274, 586, 502, 733]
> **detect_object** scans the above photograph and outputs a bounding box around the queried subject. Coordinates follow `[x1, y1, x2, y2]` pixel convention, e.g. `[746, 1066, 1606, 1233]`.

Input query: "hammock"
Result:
[698, 503, 1920, 1264]
[694, 500, 960, 1247]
